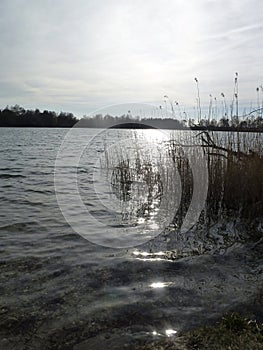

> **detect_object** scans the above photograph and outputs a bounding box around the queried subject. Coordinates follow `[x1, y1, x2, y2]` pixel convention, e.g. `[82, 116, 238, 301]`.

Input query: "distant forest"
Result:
[0, 105, 77, 127]
[1, 104, 263, 131]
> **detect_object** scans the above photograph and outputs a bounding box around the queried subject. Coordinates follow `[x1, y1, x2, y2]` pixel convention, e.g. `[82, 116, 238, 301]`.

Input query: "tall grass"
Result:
[102, 128, 263, 254]
[101, 73, 263, 252]
[199, 130, 263, 224]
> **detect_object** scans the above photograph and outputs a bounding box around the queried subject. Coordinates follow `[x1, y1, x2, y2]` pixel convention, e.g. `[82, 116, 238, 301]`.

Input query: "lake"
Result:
[0, 127, 262, 350]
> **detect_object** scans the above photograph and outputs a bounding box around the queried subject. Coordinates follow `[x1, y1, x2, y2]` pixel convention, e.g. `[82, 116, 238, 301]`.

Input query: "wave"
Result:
[0, 173, 25, 179]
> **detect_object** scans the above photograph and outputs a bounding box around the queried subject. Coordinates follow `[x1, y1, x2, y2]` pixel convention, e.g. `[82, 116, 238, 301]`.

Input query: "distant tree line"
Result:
[0, 105, 77, 127]
[77, 114, 187, 129]
[80, 113, 263, 131]
[1, 105, 263, 131]
[191, 114, 263, 132]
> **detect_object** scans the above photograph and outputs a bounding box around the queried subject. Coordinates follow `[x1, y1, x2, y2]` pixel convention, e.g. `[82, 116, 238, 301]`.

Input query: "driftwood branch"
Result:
[199, 131, 250, 158]
[165, 131, 257, 160]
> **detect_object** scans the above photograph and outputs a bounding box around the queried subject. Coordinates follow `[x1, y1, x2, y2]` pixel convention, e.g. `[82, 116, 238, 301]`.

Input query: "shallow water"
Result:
[0, 127, 262, 350]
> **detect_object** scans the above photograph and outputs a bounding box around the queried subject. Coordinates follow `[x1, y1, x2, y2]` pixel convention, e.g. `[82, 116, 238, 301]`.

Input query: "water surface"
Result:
[0, 128, 262, 350]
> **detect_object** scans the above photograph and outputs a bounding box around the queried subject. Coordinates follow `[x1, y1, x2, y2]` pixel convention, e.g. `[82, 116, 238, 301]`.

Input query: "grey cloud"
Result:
[0, 0, 263, 116]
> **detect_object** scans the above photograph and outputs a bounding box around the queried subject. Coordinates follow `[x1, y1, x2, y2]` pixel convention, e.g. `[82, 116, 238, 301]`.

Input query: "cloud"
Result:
[0, 0, 263, 116]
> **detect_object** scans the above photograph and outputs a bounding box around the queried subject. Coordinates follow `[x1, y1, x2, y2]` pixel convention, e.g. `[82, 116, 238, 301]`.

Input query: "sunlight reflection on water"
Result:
[150, 282, 170, 289]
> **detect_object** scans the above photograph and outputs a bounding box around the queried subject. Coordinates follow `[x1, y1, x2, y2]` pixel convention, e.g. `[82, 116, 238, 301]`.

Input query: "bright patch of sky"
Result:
[0, 0, 263, 117]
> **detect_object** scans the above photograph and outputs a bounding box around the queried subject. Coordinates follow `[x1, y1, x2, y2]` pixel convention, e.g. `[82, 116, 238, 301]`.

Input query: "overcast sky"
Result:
[1, 0, 263, 117]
